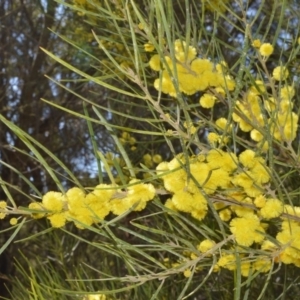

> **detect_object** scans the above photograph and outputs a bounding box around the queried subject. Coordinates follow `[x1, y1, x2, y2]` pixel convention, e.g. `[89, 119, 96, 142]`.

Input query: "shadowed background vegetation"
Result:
[1, 0, 300, 299]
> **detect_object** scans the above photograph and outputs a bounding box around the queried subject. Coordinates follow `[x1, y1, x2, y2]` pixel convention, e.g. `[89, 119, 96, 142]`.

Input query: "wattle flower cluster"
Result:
[156, 148, 274, 223]
[149, 40, 235, 97]
[233, 82, 298, 144]
[154, 148, 300, 275]
[28, 180, 155, 229]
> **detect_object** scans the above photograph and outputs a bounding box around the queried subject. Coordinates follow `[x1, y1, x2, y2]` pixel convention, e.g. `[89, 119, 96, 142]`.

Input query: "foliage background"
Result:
[1, 0, 300, 299]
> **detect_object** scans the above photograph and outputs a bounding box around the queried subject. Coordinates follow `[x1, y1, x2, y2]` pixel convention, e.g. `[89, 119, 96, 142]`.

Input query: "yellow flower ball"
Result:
[254, 195, 266, 208]
[42, 191, 65, 212]
[239, 149, 256, 168]
[152, 154, 162, 164]
[10, 218, 18, 225]
[230, 214, 265, 246]
[207, 132, 219, 144]
[197, 239, 216, 253]
[217, 254, 236, 271]
[144, 43, 155, 52]
[219, 208, 232, 221]
[149, 54, 161, 71]
[260, 198, 283, 219]
[183, 269, 192, 278]
[253, 257, 272, 273]
[250, 129, 263, 142]
[28, 202, 46, 219]
[215, 118, 230, 130]
[259, 43, 274, 56]
[273, 66, 289, 81]
[252, 39, 261, 48]
[280, 85, 295, 100]
[47, 212, 67, 228]
[199, 93, 216, 108]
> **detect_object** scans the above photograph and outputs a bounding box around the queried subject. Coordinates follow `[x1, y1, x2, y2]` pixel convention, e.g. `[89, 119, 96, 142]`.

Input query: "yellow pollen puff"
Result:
[200, 93, 216, 108]
[47, 212, 68, 228]
[149, 54, 161, 71]
[144, 43, 155, 52]
[183, 269, 192, 278]
[28, 202, 46, 219]
[260, 198, 283, 219]
[280, 85, 295, 100]
[230, 214, 265, 247]
[239, 149, 256, 168]
[207, 132, 219, 144]
[10, 218, 18, 225]
[259, 43, 274, 56]
[254, 195, 266, 208]
[42, 191, 65, 212]
[219, 208, 232, 221]
[253, 257, 272, 273]
[197, 239, 216, 254]
[215, 118, 230, 130]
[252, 39, 261, 48]
[85, 294, 107, 300]
[273, 66, 289, 81]
[152, 154, 162, 164]
[250, 129, 263, 142]
[217, 253, 236, 271]
[138, 22, 145, 30]
[0, 201, 6, 209]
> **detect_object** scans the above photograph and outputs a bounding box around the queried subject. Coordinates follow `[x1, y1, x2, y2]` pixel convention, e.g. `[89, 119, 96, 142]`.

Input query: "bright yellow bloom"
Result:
[261, 240, 278, 251]
[230, 214, 265, 246]
[282, 204, 300, 218]
[215, 118, 230, 130]
[172, 190, 207, 216]
[47, 212, 67, 228]
[164, 198, 178, 211]
[231, 197, 254, 218]
[240, 260, 251, 277]
[42, 191, 65, 212]
[85, 294, 106, 300]
[260, 198, 283, 219]
[138, 22, 145, 30]
[0, 201, 6, 209]
[199, 93, 216, 108]
[250, 129, 263, 142]
[152, 154, 162, 164]
[217, 253, 236, 271]
[110, 180, 155, 215]
[280, 85, 295, 100]
[273, 66, 289, 81]
[238, 149, 258, 168]
[276, 224, 300, 264]
[183, 269, 192, 278]
[28, 202, 46, 219]
[207, 132, 219, 144]
[197, 239, 216, 254]
[254, 195, 266, 208]
[10, 218, 18, 225]
[207, 149, 238, 172]
[144, 43, 155, 52]
[252, 39, 261, 48]
[174, 39, 197, 62]
[149, 54, 161, 71]
[215, 61, 228, 73]
[259, 43, 274, 56]
[219, 208, 232, 221]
